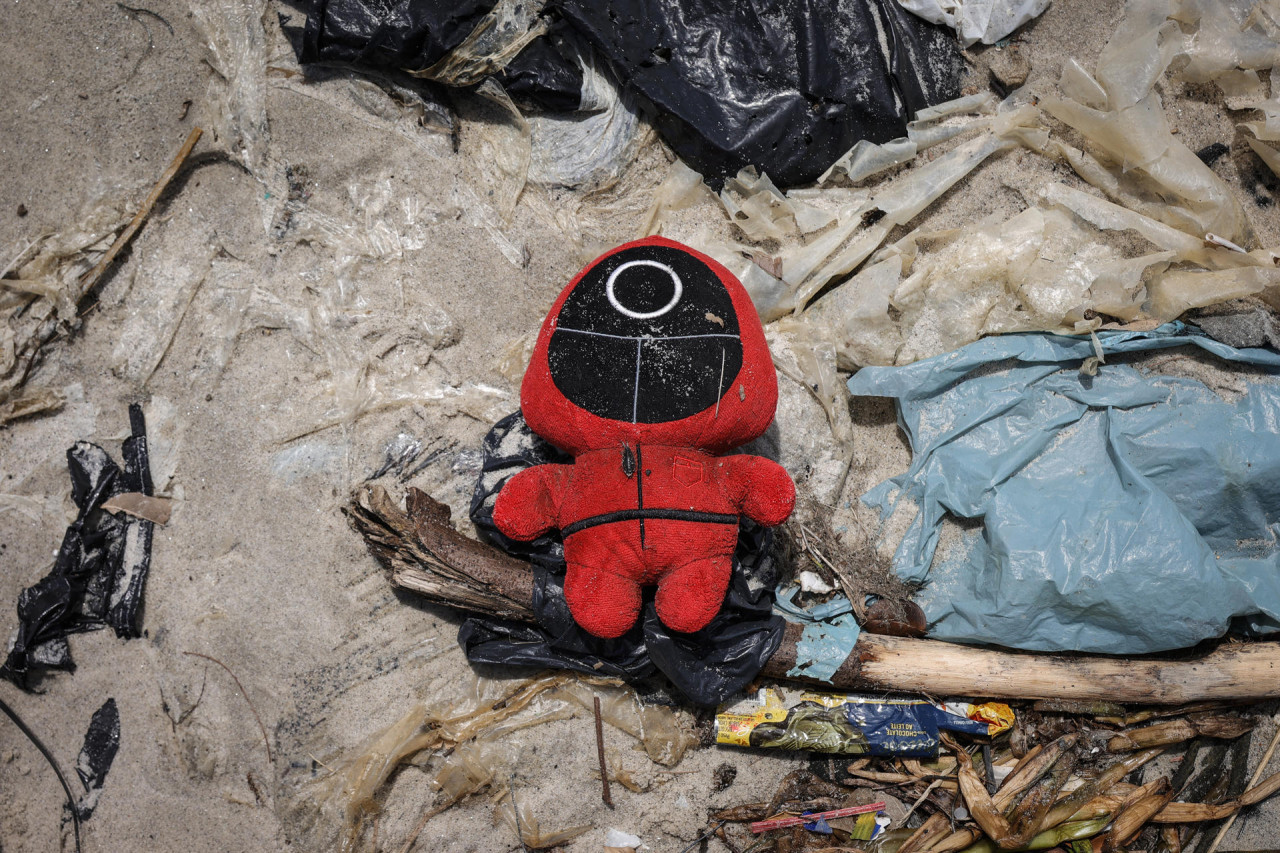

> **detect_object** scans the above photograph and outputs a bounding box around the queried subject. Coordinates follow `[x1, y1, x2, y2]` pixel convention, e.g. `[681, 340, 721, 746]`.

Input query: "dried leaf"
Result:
[1103, 777, 1175, 850]
[0, 386, 64, 425]
[101, 492, 173, 525]
[1107, 714, 1255, 751]
[1153, 768, 1280, 823]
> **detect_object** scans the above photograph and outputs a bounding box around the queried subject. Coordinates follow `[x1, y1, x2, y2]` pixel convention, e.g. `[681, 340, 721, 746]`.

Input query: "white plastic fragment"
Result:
[604, 828, 643, 851]
[528, 52, 643, 192]
[896, 0, 1051, 47]
[797, 571, 835, 594]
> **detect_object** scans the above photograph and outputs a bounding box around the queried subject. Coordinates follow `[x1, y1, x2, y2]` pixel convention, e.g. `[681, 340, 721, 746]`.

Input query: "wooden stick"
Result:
[594, 696, 613, 808]
[763, 622, 1280, 704]
[351, 487, 1280, 705]
[78, 127, 202, 300]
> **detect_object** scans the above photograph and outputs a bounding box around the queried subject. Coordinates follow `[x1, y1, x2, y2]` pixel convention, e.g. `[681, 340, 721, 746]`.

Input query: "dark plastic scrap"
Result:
[459, 412, 785, 706]
[554, 0, 965, 186]
[75, 698, 120, 820]
[1, 406, 156, 690]
[289, 0, 964, 187]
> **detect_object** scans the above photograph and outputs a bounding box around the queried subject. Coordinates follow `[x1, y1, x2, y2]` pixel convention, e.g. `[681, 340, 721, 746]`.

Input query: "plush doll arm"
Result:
[493, 464, 571, 541]
[721, 455, 796, 527]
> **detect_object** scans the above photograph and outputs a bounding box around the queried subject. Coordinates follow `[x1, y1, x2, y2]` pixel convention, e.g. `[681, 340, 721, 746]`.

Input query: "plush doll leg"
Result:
[654, 556, 732, 634]
[563, 561, 643, 639]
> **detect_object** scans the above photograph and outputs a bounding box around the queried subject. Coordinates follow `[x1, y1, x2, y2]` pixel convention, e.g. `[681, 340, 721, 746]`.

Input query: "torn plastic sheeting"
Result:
[556, 0, 965, 187]
[459, 412, 786, 707]
[897, 0, 1050, 47]
[788, 616, 861, 682]
[774, 586, 855, 623]
[526, 48, 644, 192]
[293, 0, 966, 188]
[773, 589, 861, 682]
[800, 177, 1280, 370]
[1175, 0, 1280, 85]
[553, 679, 696, 766]
[819, 92, 999, 185]
[848, 323, 1280, 653]
[695, 104, 1040, 325]
[75, 698, 120, 820]
[720, 169, 836, 242]
[1038, 0, 1252, 244]
[1, 405, 156, 689]
[494, 794, 591, 849]
[293, 0, 575, 108]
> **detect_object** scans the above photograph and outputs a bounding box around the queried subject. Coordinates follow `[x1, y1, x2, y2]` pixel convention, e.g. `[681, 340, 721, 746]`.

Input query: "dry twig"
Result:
[182, 650, 273, 764]
[78, 127, 202, 301]
[594, 696, 613, 808]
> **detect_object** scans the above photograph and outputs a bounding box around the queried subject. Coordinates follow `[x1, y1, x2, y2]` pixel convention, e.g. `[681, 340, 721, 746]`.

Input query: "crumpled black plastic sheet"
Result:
[75, 698, 120, 820]
[289, 0, 964, 186]
[1, 406, 156, 690]
[291, 0, 586, 112]
[459, 412, 785, 706]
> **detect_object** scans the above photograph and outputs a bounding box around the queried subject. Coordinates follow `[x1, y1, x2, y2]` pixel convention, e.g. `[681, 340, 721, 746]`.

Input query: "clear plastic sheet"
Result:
[819, 92, 999, 185]
[1, 198, 129, 422]
[796, 176, 1280, 368]
[1040, 0, 1251, 243]
[492, 795, 591, 849]
[283, 671, 693, 851]
[678, 99, 1042, 325]
[408, 0, 549, 87]
[191, 0, 285, 232]
[555, 680, 696, 767]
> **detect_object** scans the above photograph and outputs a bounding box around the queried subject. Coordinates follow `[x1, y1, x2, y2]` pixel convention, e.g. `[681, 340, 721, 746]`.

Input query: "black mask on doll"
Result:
[547, 244, 745, 424]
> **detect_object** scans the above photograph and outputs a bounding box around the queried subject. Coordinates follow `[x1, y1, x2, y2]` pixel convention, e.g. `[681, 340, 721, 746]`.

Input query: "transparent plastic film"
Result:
[1040, 0, 1252, 244]
[492, 795, 591, 849]
[554, 679, 696, 767]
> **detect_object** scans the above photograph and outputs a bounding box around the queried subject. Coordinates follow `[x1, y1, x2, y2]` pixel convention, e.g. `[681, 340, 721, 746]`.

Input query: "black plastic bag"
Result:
[554, 0, 964, 186]
[460, 412, 785, 706]
[1, 406, 156, 690]
[288, 0, 964, 187]
[291, 0, 586, 112]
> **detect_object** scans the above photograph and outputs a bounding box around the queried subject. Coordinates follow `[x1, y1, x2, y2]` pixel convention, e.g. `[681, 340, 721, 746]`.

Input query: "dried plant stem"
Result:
[182, 650, 273, 764]
[78, 127, 202, 301]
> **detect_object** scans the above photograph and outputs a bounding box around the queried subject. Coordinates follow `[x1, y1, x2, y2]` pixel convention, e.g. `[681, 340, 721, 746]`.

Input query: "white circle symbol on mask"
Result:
[606, 259, 683, 320]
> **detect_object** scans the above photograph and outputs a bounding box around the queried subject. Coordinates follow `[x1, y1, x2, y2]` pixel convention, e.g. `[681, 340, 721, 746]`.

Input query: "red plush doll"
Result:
[493, 236, 795, 638]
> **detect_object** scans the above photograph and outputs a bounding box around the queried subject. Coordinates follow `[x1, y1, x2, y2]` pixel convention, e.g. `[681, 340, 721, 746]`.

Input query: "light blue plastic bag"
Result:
[848, 324, 1280, 652]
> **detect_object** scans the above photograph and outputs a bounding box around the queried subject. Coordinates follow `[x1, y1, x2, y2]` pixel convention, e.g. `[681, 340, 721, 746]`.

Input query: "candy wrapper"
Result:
[715, 688, 1013, 757]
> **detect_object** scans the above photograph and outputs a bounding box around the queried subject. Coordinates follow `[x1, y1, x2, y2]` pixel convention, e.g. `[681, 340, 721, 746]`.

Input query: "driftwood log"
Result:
[348, 485, 1280, 704]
